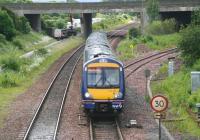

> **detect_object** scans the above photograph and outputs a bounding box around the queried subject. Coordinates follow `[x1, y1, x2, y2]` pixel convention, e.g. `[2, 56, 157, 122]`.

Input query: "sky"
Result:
[32, 0, 102, 2]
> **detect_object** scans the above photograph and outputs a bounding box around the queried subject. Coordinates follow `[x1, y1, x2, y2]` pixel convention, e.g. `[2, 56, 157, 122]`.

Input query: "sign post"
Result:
[144, 69, 151, 95]
[150, 95, 168, 140]
[129, 44, 135, 56]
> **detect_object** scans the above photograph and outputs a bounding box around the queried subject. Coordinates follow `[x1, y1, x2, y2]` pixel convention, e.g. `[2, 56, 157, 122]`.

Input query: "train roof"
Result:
[84, 32, 121, 64]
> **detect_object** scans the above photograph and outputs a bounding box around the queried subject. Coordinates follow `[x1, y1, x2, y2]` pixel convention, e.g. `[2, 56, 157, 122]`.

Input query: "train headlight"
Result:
[85, 92, 92, 98]
[114, 92, 123, 99]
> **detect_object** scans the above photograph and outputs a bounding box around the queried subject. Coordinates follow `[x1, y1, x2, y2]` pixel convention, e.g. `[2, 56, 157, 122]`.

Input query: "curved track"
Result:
[23, 45, 84, 140]
[124, 48, 178, 78]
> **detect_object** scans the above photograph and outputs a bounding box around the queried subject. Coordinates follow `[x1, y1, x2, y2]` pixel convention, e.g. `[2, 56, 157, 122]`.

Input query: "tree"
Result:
[17, 16, 31, 34]
[1, 7, 31, 34]
[191, 8, 200, 26]
[0, 10, 16, 40]
[147, 0, 159, 22]
[178, 25, 200, 66]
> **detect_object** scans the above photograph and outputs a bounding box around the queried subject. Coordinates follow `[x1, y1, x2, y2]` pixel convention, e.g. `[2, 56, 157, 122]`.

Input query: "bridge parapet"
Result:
[0, 1, 199, 14]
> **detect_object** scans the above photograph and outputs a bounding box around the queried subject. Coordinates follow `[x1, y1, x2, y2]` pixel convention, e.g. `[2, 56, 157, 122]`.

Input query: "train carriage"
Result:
[81, 32, 125, 113]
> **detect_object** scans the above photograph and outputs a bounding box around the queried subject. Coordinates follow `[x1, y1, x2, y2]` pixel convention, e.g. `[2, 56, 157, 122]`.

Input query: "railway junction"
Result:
[0, 23, 179, 140]
[0, 1, 200, 140]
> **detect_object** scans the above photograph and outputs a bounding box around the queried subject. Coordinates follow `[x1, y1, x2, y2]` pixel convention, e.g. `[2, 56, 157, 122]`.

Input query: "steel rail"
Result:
[115, 118, 124, 140]
[53, 54, 82, 140]
[89, 117, 124, 140]
[125, 48, 177, 78]
[23, 45, 84, 140]
[125, 48, 177, 69]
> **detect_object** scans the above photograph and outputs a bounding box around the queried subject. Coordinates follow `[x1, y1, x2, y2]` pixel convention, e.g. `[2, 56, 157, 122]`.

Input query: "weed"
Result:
[1, 55, 21, 71]
[35, 48, 48, 56]
[12, 39, 24, 50]
[0, 73, 17, 88]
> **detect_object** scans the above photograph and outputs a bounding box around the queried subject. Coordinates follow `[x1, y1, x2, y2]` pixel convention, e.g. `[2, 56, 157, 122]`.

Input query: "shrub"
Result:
[12, 39, 24, 50]
[0, 34, 6, 44]
[56, 19, 65, 29]
[0, 73, 17, 88]
[187, 91, 200, 108]
[147, 19, 177, 35]
[147, 0, 159, 22]
[178, 25, 200, 66]
[35, 48, 48, 56]
[162, 18, 177, 34]
[0, 10, 16, 40]
[191, 8, 200, 26]
[17, 16, 31, 34]
[1, 55, 21, 71]
[128, 27, 141, 39]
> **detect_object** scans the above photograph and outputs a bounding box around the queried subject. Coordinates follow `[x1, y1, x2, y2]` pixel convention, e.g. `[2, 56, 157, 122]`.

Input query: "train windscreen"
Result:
[87, 67, 120, 88]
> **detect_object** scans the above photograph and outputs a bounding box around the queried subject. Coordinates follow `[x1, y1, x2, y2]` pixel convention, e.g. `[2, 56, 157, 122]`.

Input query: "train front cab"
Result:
[81, 58, 125, 113]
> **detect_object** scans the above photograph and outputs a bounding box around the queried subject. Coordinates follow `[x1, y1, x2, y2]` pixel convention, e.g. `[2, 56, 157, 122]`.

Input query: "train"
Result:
[81, 32, 125, 113]
[46, 26, 77, 39]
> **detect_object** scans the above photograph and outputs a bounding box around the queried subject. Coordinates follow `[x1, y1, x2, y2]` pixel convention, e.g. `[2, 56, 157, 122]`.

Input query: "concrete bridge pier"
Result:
[82, 13, 92, 39]
[140, 9, 149, 34]
[25, 14, 41, 32]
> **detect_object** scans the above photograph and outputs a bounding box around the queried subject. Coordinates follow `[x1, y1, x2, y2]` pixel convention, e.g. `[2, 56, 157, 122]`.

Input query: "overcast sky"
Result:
[32, 0, 102, 2]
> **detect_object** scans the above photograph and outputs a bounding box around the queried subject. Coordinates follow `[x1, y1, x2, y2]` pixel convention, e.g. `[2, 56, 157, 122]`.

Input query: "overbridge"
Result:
[0, 0, 200, 37]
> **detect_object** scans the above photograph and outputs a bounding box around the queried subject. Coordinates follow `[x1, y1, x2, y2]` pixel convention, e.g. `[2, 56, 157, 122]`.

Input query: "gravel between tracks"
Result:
[0, 47, 78, 140]
[119, 51, 177, 140]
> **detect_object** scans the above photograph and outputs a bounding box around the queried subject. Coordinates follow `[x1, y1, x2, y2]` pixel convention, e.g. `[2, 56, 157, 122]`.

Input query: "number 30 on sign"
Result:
[150, 95, 168, 112]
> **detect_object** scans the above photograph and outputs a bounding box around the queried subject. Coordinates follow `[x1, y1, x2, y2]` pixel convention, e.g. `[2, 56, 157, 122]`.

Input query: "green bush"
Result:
[56, 19, 65, 29]
[162, 18, 177, 34]
[1, 56, 21, 71]
[188, 91, 200, 108]
[191, 8, 200, 26]
[12, 39, 24, 50]
[16, 16, 31, 34]
[0, 34, 6, 44]
[178, 25, 200, 66]
[0, 10, 16, 40]
[35, 48, 48, 56]
[147, 19, 177, 35]
[128, 27, 141, 39]
[0, 73, 17, 88]
[147, 0, 159, 22]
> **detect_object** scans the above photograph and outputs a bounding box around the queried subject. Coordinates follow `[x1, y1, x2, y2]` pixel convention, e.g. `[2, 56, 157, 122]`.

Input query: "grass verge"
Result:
[151, 63, 200, 136]
[0, 36, 83, 127]
[117, 33, 180, 61]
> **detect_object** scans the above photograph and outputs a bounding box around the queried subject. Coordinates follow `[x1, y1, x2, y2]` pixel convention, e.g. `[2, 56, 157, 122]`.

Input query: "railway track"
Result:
[90, 117, 123, 140]
[124, 48, 178, 78]
[23, 45, 84, 140]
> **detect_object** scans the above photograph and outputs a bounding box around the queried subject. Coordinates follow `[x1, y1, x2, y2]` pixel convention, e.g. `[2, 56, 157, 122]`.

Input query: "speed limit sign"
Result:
[150, 95, 168, 112]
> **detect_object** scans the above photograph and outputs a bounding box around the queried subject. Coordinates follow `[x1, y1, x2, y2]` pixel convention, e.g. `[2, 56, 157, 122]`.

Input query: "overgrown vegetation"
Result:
[151, 9, 200, 137]
[0, 8, 31, 40]
[146, 19, 177, 35]
[152, 62, 200, 136]
[41, 14, 69, 30]
[147, 0, 159, 22]
[93, 13, 132, 31]
[0, 10, 16, 40]
[117, 18, 179, 61]
[0, 36, 83, 126]
[178, 25, 200, 66]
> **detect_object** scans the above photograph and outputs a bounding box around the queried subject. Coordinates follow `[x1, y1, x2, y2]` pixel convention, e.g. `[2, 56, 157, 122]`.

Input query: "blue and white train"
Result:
[81, 32, 125, 113]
